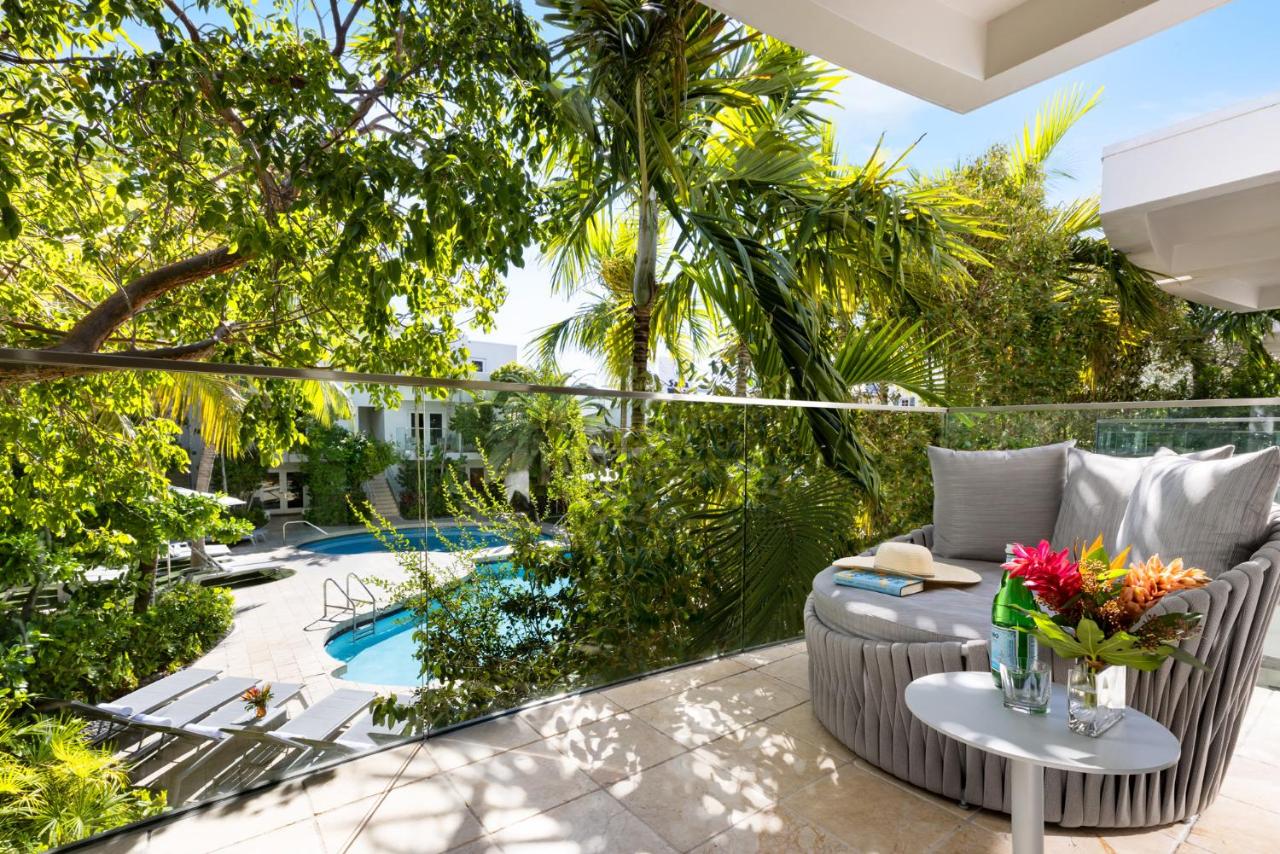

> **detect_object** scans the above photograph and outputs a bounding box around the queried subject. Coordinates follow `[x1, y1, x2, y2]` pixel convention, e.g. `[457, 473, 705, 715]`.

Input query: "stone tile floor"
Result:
[89, 641, 1280, 853]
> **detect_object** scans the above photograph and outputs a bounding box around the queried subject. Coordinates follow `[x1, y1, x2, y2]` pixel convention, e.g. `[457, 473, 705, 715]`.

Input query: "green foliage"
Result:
[14, 583, 234, 705]
[300, 422, 396, 526]
[0, 708, 163, 852]
[540, 0, 985, 489]
[362, 493, 573, 728]
[0, 374, 249, 618]
[1, 1, 553, 382]
[1019, 612, 1206, 673]
[395, 447, 467, 520]
[485, 378, 606, 505]
[375, 393, 889, 729]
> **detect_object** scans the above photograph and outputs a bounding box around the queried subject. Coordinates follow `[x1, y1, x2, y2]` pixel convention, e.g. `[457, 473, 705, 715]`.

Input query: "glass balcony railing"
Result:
[2, 349, 1279, 850]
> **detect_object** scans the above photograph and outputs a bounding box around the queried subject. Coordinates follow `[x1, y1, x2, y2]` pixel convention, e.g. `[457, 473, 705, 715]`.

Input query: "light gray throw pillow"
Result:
[1052, 445, 1235, 554]
[1116, 446, 1280, 576]
[928, 441, 1074, 561]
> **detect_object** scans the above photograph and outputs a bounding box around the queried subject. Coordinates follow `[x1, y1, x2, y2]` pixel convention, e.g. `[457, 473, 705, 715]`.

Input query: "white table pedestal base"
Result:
[1010, 759, 1045, 854]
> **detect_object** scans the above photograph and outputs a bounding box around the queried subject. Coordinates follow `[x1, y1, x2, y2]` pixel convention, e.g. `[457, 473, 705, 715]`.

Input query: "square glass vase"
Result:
[1067, 665, 1126, 737]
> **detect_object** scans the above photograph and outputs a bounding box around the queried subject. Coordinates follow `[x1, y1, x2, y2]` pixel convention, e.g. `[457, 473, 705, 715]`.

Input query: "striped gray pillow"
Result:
[928, 441, 1074, 561]
[1052, 445, 1235, 554]
[1117, 446, 1280, 576]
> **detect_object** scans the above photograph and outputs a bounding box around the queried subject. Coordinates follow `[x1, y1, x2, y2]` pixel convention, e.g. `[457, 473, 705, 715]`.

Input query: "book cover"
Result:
[833, 569, 924, 597]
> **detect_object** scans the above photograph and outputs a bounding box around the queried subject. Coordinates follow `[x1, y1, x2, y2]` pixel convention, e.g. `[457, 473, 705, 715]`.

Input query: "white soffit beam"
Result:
[1100, 93, 1280, 312]
[702, 0, 1228, 113]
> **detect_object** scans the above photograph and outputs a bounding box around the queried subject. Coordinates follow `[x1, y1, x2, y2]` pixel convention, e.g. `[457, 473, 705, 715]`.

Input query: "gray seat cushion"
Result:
[928, 442, 1074, 561]
[1117, 447, 1280, 577]
[810, 562, 1003, 643]
[1052, 445, 1235, 554]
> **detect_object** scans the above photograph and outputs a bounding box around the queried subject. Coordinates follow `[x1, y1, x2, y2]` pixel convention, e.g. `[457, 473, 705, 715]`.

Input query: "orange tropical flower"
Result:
[1118, 555, 1209, 621]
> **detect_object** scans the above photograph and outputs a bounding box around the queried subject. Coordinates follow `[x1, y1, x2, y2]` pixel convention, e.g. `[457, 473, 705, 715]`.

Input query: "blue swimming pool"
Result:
[300, 526, 514, 555]
[324, 563, 566, 686]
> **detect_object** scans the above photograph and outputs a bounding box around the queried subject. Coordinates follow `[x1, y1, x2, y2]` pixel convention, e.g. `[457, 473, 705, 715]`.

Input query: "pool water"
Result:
[300, 526, 515, 555]
[324, 563, 566, 686]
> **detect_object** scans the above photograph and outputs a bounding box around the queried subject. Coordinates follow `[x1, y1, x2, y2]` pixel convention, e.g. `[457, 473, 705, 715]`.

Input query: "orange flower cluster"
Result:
[1118, 555, 1209, 622]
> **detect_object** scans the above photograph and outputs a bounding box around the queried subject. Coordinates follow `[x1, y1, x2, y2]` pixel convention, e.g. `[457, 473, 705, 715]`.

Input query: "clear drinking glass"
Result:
[999, 661, 1051, 714]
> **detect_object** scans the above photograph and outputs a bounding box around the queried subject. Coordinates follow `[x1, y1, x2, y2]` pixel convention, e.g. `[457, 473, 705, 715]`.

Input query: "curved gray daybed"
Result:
[805, 443, 1280, 829]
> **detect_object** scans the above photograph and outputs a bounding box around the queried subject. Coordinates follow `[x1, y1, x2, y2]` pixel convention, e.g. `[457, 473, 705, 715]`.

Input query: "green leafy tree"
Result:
[300, 421, 396, 526]
[908, 88, 1171, 405]
[0, 0, 552, 381]
[484, 370, 606, 506]
[535, 216, 708, 393]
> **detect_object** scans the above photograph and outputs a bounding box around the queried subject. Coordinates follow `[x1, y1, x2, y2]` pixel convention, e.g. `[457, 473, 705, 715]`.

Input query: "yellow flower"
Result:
[1119, 555, 1209, 621]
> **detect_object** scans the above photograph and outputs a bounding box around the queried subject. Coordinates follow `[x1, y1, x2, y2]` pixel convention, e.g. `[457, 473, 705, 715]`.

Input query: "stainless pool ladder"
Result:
[322, 573, 379, 640]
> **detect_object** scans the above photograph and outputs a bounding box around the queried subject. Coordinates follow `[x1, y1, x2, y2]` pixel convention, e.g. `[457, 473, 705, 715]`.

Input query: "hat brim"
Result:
[832, 555, 982, 586]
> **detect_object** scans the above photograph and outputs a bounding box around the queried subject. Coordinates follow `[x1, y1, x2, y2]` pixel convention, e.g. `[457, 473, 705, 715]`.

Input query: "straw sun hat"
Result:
[833, 541, 981, 586]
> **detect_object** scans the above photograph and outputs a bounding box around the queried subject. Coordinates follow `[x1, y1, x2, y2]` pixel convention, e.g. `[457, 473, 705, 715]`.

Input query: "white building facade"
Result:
[250, 340, 518, 517]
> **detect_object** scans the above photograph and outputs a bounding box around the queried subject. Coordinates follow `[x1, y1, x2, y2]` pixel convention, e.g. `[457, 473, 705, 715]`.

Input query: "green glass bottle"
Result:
[991, 545, 1039, 686]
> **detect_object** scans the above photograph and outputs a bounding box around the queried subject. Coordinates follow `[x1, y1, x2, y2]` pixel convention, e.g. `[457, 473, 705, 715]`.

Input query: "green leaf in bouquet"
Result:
[1074, 617, 1106, 656]
[1165, 645, 1211, 672]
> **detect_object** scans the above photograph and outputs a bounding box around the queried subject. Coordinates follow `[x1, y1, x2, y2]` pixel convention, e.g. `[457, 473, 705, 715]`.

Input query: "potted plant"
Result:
[1004, 538, 1210, 736]
[241, 684, 274, 719]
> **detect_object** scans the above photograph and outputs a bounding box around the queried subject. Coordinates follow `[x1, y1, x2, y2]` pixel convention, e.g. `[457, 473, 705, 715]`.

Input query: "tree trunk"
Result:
[189, 447, 220, 569]
[194, 446, 218, 493]
[735, 338, 752, 397]
[630, 188, 658, 434]
[134, 557, 157, 615]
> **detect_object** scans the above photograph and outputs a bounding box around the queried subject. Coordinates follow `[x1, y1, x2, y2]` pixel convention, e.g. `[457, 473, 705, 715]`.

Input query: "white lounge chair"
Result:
[124, 676, 258, 759]
[97, 668, 220, 718]
[165, 682, 303, 803]
[133, 676, 260, 729]
[270, 689, 376, 748]
[332, 710, 416, 751]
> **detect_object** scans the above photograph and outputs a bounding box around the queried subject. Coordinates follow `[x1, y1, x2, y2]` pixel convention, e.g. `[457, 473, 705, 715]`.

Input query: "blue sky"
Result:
[477, 0, 1280, 380]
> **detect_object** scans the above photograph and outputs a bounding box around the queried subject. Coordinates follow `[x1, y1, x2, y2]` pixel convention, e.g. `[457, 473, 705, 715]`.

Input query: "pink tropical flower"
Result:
[1003, 540, 1082, 613]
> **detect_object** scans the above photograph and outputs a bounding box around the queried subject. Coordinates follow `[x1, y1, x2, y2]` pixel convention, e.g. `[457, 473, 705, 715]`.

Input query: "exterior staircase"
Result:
[364, 475, 401, 521]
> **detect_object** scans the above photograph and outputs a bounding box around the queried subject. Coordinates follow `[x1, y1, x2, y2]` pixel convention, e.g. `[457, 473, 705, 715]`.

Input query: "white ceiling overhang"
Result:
[1100, 94, 1280, 312]
[702, 0, 1228, 113]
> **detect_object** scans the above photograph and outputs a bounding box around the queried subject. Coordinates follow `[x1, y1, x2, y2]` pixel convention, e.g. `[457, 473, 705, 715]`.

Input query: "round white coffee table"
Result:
[905, 671, 1180, 854]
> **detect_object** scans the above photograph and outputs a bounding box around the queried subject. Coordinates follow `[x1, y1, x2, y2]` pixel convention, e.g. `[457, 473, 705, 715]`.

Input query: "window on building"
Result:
[410, 412, 425, 447]
[471, 358, 486, 373]
[410, 411, 444, 447]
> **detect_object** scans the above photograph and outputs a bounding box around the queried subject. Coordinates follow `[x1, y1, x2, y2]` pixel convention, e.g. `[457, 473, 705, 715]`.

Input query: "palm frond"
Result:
[151, 373, 246, 457]
[835, 320, 951, 404]
[694, 467, 854, 647]
[1064, 233, 1164, 329]
[1008, 85, 1101, 186]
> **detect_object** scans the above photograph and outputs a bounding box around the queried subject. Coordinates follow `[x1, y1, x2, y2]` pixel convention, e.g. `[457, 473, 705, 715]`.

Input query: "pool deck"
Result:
[89, 641, 1280, 853]
[184, 519, 484, 705]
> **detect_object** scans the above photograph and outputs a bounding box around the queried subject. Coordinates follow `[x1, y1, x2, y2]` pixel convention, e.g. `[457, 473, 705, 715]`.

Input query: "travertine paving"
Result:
[187, 522, 469, 704]
[88, 642, 1280, 853]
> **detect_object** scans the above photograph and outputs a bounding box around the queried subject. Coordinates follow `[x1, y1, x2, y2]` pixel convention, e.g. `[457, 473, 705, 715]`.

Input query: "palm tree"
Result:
[534, 216, 710, 393]
[485, 371, 606, 504]
[541, 1, 983, 491]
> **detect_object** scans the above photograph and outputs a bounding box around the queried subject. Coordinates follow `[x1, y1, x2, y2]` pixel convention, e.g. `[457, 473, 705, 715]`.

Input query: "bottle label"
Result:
[990, 626, 1038, 674]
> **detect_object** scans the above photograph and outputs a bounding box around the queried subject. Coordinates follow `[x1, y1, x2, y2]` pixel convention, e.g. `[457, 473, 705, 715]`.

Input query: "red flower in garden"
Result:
[1003, 540, 1082, 613]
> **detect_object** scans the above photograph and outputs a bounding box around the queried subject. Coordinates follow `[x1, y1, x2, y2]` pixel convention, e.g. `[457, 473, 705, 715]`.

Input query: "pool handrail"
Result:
[282, 519, 328, 544]
[321, 574, 379, 641]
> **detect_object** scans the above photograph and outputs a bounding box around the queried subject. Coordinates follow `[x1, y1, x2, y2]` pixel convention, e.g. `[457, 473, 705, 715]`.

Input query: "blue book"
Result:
[833, 569, 924, 597]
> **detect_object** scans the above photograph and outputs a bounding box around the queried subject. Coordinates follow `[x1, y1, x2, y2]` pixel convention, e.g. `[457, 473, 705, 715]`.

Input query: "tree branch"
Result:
[0, 324, 243, 384]
[119, 322, 240, 360]
[48, 247, 248, 354]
